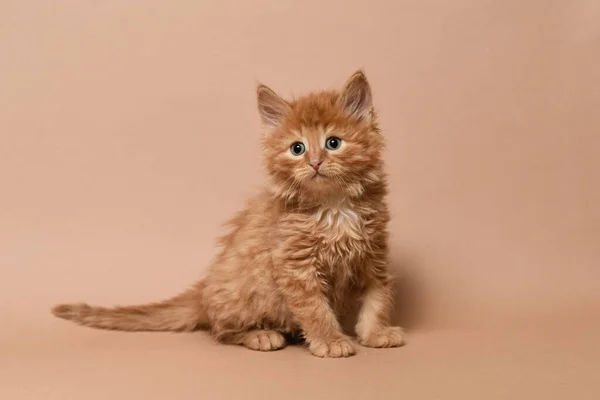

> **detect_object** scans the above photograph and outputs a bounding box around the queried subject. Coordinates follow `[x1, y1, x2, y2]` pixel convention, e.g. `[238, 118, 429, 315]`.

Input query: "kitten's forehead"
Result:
[292, 125, 334, 140]
[286, 91, 348, 129]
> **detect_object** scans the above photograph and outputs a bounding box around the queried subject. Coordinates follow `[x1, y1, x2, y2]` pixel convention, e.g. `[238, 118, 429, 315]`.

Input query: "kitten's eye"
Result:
[290, 142, 306, 156]
[325, 136, 342, 151]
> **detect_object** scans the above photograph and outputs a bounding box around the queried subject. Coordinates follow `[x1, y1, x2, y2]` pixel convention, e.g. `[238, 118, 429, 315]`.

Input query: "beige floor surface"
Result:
[2, 317, 599, 399]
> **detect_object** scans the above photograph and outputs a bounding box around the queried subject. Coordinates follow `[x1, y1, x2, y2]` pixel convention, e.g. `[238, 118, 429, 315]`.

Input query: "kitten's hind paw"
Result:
[242, 330, 286, 352]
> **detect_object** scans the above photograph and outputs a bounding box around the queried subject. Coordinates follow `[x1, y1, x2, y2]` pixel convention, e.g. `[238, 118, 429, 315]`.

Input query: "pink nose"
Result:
[310, 161, 322, 171]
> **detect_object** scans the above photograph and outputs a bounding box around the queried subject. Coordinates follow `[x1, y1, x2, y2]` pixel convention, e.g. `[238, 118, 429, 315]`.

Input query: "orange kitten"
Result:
[52, 70, 405, 358]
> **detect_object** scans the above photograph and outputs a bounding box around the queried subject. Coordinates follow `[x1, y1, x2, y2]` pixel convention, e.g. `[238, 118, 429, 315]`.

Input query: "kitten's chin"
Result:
[306, 176, 363, 199]
[268, 174, 365, 204]
[311, 173, 328, 182]
[305, 173, 336, 189]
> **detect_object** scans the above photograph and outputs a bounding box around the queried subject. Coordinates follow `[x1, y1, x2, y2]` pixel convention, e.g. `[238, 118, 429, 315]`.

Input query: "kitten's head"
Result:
[258, 71, 385, 203]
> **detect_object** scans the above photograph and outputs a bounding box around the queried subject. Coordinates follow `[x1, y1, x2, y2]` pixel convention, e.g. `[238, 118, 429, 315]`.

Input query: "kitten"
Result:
[52, 70, 405, 358]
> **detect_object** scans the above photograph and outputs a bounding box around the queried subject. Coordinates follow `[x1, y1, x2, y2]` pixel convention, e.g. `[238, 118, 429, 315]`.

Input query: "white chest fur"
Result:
[314, 205, 363, 240]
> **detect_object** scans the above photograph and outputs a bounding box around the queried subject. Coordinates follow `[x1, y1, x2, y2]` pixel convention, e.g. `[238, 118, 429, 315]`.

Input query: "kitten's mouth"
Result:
[312, 172, 327, 180]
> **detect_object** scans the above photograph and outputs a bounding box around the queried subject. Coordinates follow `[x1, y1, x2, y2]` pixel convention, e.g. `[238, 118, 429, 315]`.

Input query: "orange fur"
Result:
[52, 70, 405, 358]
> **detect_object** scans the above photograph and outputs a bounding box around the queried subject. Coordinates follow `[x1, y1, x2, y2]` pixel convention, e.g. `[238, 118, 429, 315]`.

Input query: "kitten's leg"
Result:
[279, 267, 356, 358]
[355, 280, 405, 348]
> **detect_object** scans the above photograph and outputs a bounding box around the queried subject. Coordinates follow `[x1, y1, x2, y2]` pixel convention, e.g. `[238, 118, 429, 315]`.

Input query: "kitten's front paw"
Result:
[309, 337, 357, 358]
[359, 326, 405, 348]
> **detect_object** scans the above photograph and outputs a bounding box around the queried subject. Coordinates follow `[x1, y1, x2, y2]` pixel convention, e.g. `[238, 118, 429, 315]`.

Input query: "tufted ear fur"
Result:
[257, 84, 291, 128]
[339, 70, 373, 121]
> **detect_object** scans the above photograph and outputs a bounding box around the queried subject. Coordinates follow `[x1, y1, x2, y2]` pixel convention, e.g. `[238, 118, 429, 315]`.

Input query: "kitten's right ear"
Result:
[257, 84, 291, 128]
[339, 70, 373, 122]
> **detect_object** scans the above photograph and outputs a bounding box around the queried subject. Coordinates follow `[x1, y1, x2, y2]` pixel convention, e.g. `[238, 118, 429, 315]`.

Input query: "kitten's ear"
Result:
[257, 84, 291, 128]
[339, 70, 373, 121]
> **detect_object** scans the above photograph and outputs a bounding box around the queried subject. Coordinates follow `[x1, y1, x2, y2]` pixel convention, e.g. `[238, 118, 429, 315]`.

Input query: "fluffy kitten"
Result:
[52, 70, 405, 358]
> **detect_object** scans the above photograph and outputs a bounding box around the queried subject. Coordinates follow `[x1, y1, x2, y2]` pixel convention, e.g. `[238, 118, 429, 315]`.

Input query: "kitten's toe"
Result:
[242, 330, 286, 351]
[359, 326, 405, 348]
[309, 337, 357, 358]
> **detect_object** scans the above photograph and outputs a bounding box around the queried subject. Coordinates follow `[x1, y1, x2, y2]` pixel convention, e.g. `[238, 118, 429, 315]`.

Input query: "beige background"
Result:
[1, 0, 599, 399]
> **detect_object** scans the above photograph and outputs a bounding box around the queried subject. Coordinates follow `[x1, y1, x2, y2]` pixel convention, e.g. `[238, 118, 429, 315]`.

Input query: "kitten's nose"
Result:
[309, 160, 322, 171]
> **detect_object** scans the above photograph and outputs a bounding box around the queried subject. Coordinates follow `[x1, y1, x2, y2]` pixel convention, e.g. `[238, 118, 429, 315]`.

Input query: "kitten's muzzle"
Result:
[309, 160, 323, 171]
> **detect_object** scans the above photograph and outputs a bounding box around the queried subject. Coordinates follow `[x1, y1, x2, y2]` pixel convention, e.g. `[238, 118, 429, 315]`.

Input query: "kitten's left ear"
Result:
[339, 70, 373, 121]
[257, 84, 291, 128]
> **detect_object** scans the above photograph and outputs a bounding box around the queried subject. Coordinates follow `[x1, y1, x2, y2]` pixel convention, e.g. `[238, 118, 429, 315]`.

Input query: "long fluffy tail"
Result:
[51, 281, 207, 332]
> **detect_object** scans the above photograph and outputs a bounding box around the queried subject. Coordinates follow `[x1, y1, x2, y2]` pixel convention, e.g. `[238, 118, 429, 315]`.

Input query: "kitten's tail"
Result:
[51, 281, 207, 332]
